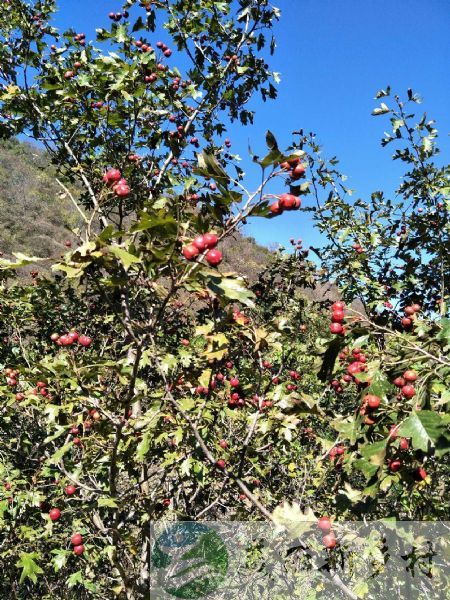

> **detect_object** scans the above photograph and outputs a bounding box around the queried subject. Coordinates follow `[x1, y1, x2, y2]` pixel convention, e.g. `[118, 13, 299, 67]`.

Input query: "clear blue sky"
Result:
[52, 0, 450, 250]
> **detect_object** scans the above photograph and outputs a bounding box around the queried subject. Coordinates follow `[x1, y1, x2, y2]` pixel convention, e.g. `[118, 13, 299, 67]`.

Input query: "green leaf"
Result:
[51, 263, 84, 278]
[67, 570, 84, 588]
[259, 148, 283, 168]
[204, 274, 255, 307]
[51, 549, 68, 572]
[331, 416, 361, 445]
[109, 246, 141, 269]
[115, 24, 128, 43]
[360, 439, 387, 465]
[16, 552, 43, 584]
[98, 497, 118, 508]
[47, 443, 72, 465]
[354, 458, 380, 480]
[272, 501, 315, 538]
[196, 152, 229, 182]
[265, 130, 278, 151]
[398, 411, 449, 455]
[0, 253, 45, 270]
[136, 431, 151, 463]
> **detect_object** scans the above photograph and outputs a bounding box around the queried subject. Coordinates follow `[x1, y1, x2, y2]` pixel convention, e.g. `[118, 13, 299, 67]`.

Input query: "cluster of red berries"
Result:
[71, 533, 85, 556]
[352, 242, 364, 254]
[286, 369, 301, 392]
[51, 330, 92, 348]
[269, 193, 301, 216]
[108, 10, 129, 21]
[387, 420, 426, 480]
[342, 347, 369, 385]
[103, 168, 130, 197]
[329, 301, 346, 335]
[317, 516, 337, 549]
[2, 481, 13, 504]
[182, 233, 222, 266]
[73, 32, 86, 45]
[156, 40, 172, 57]
[393, 369, 417, 399]
[328, 444, 345, 468]
[4, 367, 19, 387]
[228, 376, 245, 409]
[279, 156, 306, 181]
[32, 380, 50, 399]
[401, 303, 421, 329]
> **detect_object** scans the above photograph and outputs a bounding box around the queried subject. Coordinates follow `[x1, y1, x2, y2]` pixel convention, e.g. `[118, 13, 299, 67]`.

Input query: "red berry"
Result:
[114, 183, 130, 197]
[269, 201, 282, 215]
[393, 377, 405, 388]
[59, 334, 73, 346]
[78, 335, 92, 347]
[182, 244, 200, 260]
[291, 163, 306, 179]
[229, 377, 240, 387]
[193, 235, 208, 251]
[403, 370, 418, 382]
[389, 459, 402, 472]
[364, 394, 381, 409]
[332, 301, 345, 311]
[401, 385, 416, 399]
[329, 323, 344, 335]
[205, 249, 222, 266]
[103, 168, 121, 184]
[216, 459, 226, 470]
[322, 533, 337, 549]
[49, 508, 61, 521]
[65, 485, 76, 496]
[399, 438, 409, 450]
[317, 516, 332, 531]
[73, 544, 85, 556]
[203, 233, 218, 248]
[279, 193, 300, 210]
[71, 533, 83, 546]
[401, 317, 412, 328]
[219, 439, 228, 449]
[413, 467, 427, 481]
[331, 310, 345, 323]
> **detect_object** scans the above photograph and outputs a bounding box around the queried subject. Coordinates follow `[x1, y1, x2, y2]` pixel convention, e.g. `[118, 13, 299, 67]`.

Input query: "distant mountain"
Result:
[0, 139, 79, 261]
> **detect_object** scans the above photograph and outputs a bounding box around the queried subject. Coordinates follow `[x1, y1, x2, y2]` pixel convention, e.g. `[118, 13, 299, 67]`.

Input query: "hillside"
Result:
[0, 140, 342, 303]
[0, 140, 274, 276]
[0, 139, 81, 260]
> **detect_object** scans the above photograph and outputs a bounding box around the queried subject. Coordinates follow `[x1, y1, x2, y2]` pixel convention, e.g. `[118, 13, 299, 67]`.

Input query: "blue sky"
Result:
[51, 0, 450, 250]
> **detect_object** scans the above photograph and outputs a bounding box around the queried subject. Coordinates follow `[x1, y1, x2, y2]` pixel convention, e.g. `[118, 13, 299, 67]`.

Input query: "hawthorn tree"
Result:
[0, 1, 449, 599]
